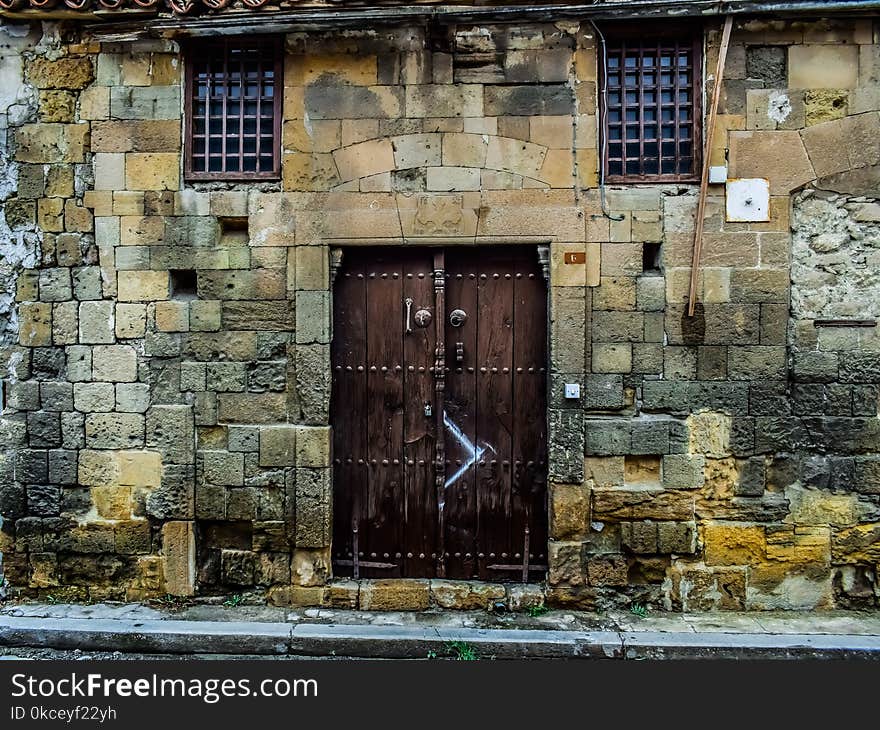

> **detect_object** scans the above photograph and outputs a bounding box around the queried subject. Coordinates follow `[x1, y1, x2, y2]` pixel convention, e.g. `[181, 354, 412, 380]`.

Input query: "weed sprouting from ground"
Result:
[446, 641, 479, 661]
[223, 594, 245, 607]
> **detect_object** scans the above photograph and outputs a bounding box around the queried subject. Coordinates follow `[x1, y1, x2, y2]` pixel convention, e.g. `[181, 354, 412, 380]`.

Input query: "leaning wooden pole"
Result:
[687, 15, 734, 317]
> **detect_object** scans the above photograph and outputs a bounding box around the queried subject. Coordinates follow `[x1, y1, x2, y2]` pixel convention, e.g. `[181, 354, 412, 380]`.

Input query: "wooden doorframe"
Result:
[328, 240, 552, 582]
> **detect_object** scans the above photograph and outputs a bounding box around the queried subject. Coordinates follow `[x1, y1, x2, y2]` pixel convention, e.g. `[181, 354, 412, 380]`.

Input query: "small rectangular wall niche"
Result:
[220, 217, 249, 246]
[643, 242, 662, 273]
[171, 269, 198, 299]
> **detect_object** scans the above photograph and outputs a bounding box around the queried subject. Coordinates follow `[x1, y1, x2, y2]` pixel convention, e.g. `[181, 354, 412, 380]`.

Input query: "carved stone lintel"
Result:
[537, 245, 550, 283]
[329, 247, 344, 284]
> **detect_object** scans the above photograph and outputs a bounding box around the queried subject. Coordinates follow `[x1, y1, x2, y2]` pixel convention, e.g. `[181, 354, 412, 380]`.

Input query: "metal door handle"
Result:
[404, 297, 413, 333]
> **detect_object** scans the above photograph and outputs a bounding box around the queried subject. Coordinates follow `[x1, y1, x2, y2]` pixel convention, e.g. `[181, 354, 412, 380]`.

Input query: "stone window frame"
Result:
[183, 36, 283, 182]
[598, 23, 703, 184]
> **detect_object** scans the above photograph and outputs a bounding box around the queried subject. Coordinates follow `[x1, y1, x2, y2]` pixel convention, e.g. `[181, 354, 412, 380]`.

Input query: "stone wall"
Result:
[0, 15, 878, 610]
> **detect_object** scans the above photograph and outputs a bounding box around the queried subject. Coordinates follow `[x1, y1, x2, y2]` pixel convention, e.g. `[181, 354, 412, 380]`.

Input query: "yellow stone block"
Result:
[574, 48, 597, 81]
[538, 148, 575, 188]
[125, 153, 180, 191]
[83, 191, 113, 216]
[154, 300, 190, 332]
[79, 86, 110, 121]
[283, 86, 305, 119]
[37, 198, 64, 232]
[113, 191, 145, 216]
[333, 139, 395, 182]
[46, 166, 74, 198]
[78, 450, 121, 488]
[117, 270, 170, 302]
[283, 119, 341, 153]
[282, 153, 340, 192]
[118, 450, 162, 488]
[576, 148, 598, 188]
[92, 485, 133, 520]
[149, 55, 180, 85]
[530, 115, 574, 149]
[703, 522, 766, 565]
[441, 132, 488, 168]
[64, 200, 93, 233]
[14, 123, 89, 164]
[286, 53, 378, 87]
[687, 411, 731, 458]
[18, 302, 52, 346]
[121, 54, 152, 86]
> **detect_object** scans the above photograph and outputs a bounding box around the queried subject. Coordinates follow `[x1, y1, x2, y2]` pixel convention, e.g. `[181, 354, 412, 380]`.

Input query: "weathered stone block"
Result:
[591, 343, 633, 374]
[260, 425, 297, 467]
[146, 405, 194, 465]
[77, 300, 114, 344]
[116, 383, 150, 413]
[91, 344, 138, 382]
[39, 382, 73, 412]
[789, 44, 858, 89]
[19, 303, 52, 347]
[621, 520, 658, 554]
[222, 301, 294, 331]
[198, 270, 285, 301]
[703, 522, 766, 565]
[727, 346, 787, 381]
[658, 521, 697, 554]
[118, 271, 169, 302]
[592, 488, 694, 521]
[662, 454, 706, 490]
[73, 382, 115, 413]
[728, 131, 814, 195]
[28, 412, 62, 448]
[201, 451, 244, 486]
[550, 483, 590, 540]
[14, 124, 89, 164]
[295, 291, 330, 344]
[295, 426, 331, 467]
[360, 579, 430, 610]
[85, 413, 145, 449]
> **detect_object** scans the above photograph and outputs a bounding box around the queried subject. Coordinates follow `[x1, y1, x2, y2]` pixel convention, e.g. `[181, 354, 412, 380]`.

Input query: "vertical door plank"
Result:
[475, 252, 515, 580]
[442, 255, 479, 579]
[331, 254, 367, 577]
[512, 253, 549, 581]
[402, 253, 437, 577]
[365, 254, 405, 577]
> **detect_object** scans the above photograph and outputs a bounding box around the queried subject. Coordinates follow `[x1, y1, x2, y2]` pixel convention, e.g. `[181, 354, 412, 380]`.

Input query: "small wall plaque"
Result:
[564, 251, 586, 265]
[726, 178, 770, 222]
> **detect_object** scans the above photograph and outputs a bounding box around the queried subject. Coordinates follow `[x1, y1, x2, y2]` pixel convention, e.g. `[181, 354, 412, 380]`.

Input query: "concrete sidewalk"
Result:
[2, 601, 880, 659]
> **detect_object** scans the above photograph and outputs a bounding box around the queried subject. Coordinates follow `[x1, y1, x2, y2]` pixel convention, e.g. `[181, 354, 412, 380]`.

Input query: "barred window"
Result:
[185, 38, 282, 181]
[600, 30, 702, 182]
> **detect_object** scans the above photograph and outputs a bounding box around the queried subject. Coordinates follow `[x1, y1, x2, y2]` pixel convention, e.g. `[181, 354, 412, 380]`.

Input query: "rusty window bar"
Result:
[600, 30, 702, 183]
[184, 36, 282, 181]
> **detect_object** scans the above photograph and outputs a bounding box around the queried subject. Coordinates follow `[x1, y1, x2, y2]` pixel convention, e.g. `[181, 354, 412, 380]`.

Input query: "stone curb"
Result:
[2, 616, 880, 659]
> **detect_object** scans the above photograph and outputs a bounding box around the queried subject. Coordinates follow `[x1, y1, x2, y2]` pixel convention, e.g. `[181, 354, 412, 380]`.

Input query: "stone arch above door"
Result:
[283, 131, 594, 194]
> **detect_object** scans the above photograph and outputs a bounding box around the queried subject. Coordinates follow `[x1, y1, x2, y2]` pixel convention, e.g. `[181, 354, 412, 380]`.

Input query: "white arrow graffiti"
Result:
[443, 410, 494, 489]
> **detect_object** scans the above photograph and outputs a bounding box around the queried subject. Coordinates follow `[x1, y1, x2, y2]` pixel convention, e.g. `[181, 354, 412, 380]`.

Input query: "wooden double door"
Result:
[331, 246, 548, 581]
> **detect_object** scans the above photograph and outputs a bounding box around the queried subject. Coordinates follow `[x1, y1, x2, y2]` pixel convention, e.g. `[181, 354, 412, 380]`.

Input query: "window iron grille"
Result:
[600, 32, 702, 182]
[184, 38, 282, 181]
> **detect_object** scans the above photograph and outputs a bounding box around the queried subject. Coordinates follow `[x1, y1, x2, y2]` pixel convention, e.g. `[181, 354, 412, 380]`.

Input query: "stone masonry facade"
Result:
[0, 11, 879, 611]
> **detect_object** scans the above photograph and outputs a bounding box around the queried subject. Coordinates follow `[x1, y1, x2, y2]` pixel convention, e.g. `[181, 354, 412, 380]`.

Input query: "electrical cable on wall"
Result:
[589, 19, 626, 222]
